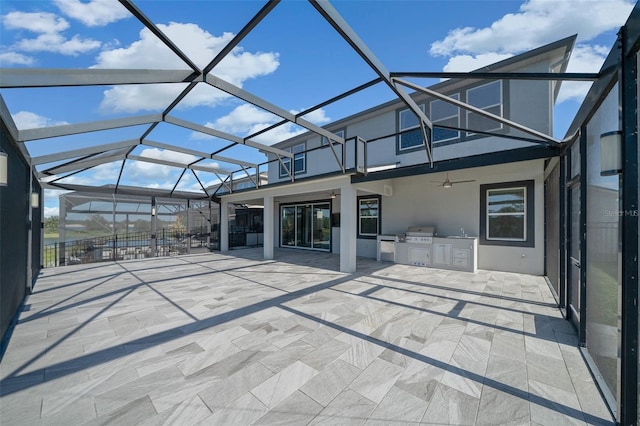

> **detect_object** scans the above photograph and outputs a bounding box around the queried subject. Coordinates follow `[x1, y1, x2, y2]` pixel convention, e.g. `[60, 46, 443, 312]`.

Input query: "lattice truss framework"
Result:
[0, 0, 600, 200]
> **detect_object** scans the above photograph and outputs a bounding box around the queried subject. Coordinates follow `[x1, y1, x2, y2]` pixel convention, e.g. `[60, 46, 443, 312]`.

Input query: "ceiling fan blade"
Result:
[451, 180, 476, 184]
[429, 181, 444, 184]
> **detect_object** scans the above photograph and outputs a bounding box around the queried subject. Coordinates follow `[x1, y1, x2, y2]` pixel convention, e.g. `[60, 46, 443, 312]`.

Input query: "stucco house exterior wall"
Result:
[228, 36, 574, 276]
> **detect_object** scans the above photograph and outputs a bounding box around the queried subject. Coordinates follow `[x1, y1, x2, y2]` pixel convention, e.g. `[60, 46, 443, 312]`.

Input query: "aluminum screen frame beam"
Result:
[41, 150, 128, 175]
[126, 154, 233, 175]
[43, 181, 208, 200]
[118, 0, 200, 72]
[18, 114, 162, 142]
[389, 71, 599, 81]
[202, 0, 280, 75]
[310, 0, 434, 164]
[244, 77, 382, 141]
[0, 69, 199, 88]
[32, 139, 140, 166]
[205, 75, 346, 145]
[164, 115, 293, 158]
[141, 139, 258, 169]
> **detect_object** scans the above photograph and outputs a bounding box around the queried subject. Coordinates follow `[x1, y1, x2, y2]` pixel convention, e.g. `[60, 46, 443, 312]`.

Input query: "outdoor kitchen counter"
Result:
[394, 236, 477, 273]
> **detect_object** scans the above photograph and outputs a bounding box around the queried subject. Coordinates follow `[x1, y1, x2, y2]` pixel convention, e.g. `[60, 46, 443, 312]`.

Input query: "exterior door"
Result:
[280, 202, 330, 251]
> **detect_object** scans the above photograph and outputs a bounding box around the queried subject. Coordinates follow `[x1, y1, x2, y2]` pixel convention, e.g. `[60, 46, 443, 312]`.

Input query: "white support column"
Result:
[263, 195, 274, 260]
[220, 199, 229, 252]
[339, 184, 357, 273]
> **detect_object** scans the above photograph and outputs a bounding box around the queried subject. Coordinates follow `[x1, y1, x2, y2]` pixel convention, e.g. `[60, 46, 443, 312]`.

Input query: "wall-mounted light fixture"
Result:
[151, 206, 156, 216]
[0, 151, 7, 186]
[600, 131, 623, 176]
[31, 191, 39, 208]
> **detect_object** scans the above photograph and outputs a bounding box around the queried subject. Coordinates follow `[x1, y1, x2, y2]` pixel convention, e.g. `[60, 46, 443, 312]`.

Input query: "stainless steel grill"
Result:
[404, 226, 435, 244]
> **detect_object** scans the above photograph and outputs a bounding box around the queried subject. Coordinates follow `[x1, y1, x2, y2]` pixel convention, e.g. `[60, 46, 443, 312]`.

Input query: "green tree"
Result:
[85, 214, 112, 233]
[134, 219, 151, 232]
[44, 216, 59, 234]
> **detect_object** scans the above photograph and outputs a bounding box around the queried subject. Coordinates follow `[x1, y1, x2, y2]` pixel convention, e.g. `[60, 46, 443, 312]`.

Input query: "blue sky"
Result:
[0, 0, 635, 216]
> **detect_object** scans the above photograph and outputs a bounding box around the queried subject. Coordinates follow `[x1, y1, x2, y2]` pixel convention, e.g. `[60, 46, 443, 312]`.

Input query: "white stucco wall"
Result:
[361, 159, 546, 275]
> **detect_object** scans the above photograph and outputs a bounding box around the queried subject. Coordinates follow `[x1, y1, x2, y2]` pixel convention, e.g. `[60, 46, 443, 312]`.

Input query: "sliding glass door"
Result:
[281, 202, 330, 251]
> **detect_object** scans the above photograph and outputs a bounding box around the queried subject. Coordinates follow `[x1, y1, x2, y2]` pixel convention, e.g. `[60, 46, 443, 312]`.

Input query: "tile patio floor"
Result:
[0, 249, 614, 425]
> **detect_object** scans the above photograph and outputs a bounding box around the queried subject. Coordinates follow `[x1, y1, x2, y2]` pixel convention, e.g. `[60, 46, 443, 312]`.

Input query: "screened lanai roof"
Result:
[0, 0, 608, 200]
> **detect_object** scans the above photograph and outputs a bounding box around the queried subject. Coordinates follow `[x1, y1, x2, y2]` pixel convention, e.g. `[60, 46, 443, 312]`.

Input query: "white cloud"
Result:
[98, 84, 187, 113]
[209, 104, 278, 134]
[2, 11, 69, 34]
[127, 148, 199, 180]
[12, 111, 69, 129]
[296, 108, 331, 125]
[0, 52, 34, 65]
[430, 0, 634, 56]
[191, 104, 332, 145]
[139, 147, 198, 164]
[44, 188, 70, 202]
[15, 33, 101, 55]
[2, 10, 101, 56]
[557, 44, 610, 103]
[44, 206, 60, 218]
[53, 0, 130, 27]
[429, 0, 633, 106]
[93, 22, 279, 113]
[442, 52, 514, 73]
[90, 162, 122, 181]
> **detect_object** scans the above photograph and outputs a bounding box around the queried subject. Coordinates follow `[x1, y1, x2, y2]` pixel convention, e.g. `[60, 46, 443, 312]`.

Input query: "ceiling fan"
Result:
[430, 172, 475, 189]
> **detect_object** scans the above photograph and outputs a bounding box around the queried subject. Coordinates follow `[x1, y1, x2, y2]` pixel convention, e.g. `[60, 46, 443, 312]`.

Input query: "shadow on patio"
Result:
[0, 248, 613, 425]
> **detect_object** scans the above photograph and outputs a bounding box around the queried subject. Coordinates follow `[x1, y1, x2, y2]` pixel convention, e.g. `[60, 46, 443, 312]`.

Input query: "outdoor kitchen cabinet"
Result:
[394, 237, 477, 273]
[433, 237, 477, 273]
[432, 243, 452, 265]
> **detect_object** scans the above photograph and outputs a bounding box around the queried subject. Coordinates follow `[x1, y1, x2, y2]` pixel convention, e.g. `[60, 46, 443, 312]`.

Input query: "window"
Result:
[430, 94, 460, 143]
[358, 196, 380, 237]
[398, 104, 426, 151]
[279, 143, 306, 177]
[487, 187, 526, 240]
[466, 81, 503, 135]
[321, 129, 345, 147]
[480, 180, 534, 247]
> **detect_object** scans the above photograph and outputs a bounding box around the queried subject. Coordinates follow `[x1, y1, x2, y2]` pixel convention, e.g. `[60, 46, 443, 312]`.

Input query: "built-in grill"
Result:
[395, 226, 436, 266]
[401, 226, 435, 244]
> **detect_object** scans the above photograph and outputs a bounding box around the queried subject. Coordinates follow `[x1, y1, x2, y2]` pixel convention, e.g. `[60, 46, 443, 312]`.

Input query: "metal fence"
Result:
[43, 228, 212, 268]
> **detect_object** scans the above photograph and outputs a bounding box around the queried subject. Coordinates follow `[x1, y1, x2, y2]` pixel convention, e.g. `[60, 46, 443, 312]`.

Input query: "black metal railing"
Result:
[43, 228, 214, 268]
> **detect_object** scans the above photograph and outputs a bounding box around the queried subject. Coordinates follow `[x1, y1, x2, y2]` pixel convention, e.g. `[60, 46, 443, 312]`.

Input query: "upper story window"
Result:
[279, 143, 306, 178]
[321, 129, 345, 147]
[466, 81, 503, 135]
[430, 94, 460, 143]
[398, 104, 426, 151]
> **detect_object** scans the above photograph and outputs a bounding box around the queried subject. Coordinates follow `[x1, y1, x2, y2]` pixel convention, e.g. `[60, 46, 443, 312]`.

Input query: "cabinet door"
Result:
[433, 243, 452, 265]
[408, 246, 430, 266]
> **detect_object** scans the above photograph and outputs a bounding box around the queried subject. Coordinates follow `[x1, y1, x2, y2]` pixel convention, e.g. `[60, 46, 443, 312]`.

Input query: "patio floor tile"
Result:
[0, 249, 615, 425]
